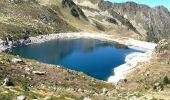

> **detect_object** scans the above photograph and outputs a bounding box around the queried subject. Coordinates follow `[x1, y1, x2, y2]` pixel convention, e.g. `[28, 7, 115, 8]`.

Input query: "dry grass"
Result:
[0, 52, 114, 99]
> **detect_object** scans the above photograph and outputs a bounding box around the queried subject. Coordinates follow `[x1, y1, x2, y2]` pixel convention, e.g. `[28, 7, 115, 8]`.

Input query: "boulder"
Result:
[32, 71, 46, 75]
[102, 88, 108, 94]
[2, 78, 14, 86]
[44, 97, 50, 100]
[153, 82, 164, 91]
[0, 61, 4, 64]
[25, 67, 31, 71]
[78, 88, 84, 93]
[11, 58, 23, 63]
[83, 97, 91, 100]
[17, 95, 26, 100]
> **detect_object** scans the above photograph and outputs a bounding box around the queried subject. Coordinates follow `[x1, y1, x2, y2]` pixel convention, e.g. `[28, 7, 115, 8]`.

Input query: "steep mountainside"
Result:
[0, 0, 99, 40]
[74, 0, 170, 42]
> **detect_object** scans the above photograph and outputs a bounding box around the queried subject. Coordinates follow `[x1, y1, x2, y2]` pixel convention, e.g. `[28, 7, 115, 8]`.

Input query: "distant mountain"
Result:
[74, 0, 170, 42]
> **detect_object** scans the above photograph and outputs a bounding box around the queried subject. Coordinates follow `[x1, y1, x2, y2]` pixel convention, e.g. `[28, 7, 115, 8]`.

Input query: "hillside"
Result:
[0, 0, 102, 40]
[0, 0, 170, 99]
[74, 0, 170, 42]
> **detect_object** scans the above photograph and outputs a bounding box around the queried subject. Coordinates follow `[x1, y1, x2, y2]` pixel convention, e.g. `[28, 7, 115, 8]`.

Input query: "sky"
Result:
[105, 0, 170, 11]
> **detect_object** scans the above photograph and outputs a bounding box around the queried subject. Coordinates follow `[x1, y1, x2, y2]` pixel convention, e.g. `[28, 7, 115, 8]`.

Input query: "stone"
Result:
[78, 88, 84, 93]
[2, 78, 14, 86]
[145, 71, 150, 77]
[17, 95, 26, 100]
[44, 97, 50, 100]
[102, 88, 108, 94]
[25, 67, 31, 71]
[83, 97, 91, 100]
[66, 88, 74, 91]
[32, 71, 46, 75]
[124, 79, 128, 83]
[153, 82, 164, 91]
[11, 58, 23, 63]
[56, 65, 61, 68]
[0, 61, 4, 64]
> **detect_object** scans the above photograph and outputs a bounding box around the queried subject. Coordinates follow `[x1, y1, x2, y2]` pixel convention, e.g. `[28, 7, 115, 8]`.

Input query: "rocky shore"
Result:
[29, 32, 113, 44]
[108, 51, 153, 84]
[108, 40, 157, 84]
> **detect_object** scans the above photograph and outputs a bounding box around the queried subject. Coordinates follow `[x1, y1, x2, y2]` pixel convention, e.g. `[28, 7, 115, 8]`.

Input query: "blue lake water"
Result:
[10, 39, 142, 80]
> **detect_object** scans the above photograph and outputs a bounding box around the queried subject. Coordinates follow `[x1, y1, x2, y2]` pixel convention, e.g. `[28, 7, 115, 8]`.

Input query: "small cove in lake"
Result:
[9, 39, 143, 81]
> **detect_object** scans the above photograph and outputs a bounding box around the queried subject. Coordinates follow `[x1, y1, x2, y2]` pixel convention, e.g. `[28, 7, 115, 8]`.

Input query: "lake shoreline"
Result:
[0, 32, 157, 84]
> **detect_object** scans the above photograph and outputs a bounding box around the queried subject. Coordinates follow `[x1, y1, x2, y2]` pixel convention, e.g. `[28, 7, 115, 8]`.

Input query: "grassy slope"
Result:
[0, 0, 96, 40]
[116, 40, 170, 99]
[0, 52, 115, 99]
[1, 51, 170, 99]
[0, 0, 74, 39]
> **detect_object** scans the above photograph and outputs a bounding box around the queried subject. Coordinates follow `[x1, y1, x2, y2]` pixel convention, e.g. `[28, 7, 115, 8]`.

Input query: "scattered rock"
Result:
[2, 78, 14, 86]
[56, 65, 61, 68]
[78, 88, 84, 93]
[102, 88, 108, 94]
[44, 97, 50, 100]
[124, 79, 128, 83]
[145, 71, 150, 77]
[0, 61, 4, 64]
[66, 88, 74, 91]
[83, 97, 91, 100]
[17, 95, 26, 100]
[27, 77, 32, 80]
[32, 71, 46, 75]
[129, 95, 138, 100]
[25, 67, 31, 71]
[11, 58, 23, 63]
[153, 82, 164, 91]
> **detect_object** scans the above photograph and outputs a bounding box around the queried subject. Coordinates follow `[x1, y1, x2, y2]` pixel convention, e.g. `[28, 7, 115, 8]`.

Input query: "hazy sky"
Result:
[105, 0, 170, 11]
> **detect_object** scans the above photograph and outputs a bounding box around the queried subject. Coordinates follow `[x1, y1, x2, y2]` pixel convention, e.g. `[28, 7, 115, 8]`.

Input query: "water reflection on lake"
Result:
[10, 39, 142, 80]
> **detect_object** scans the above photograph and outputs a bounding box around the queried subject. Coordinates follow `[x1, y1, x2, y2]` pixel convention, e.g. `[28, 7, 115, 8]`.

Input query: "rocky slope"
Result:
[0, 52, 116, 99]
[0, 0, 101, 40]
[74, 0, 170, 42]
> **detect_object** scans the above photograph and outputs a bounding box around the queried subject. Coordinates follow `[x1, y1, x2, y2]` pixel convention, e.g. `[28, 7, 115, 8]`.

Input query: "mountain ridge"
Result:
[74, 0, 170, 42]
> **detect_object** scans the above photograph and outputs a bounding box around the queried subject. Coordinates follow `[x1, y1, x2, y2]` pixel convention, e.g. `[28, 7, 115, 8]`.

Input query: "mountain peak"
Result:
[154, 5, 170, 13]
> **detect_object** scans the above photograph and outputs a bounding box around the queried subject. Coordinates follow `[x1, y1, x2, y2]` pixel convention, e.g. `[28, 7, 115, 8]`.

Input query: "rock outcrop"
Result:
[155, 39, 170, 53]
